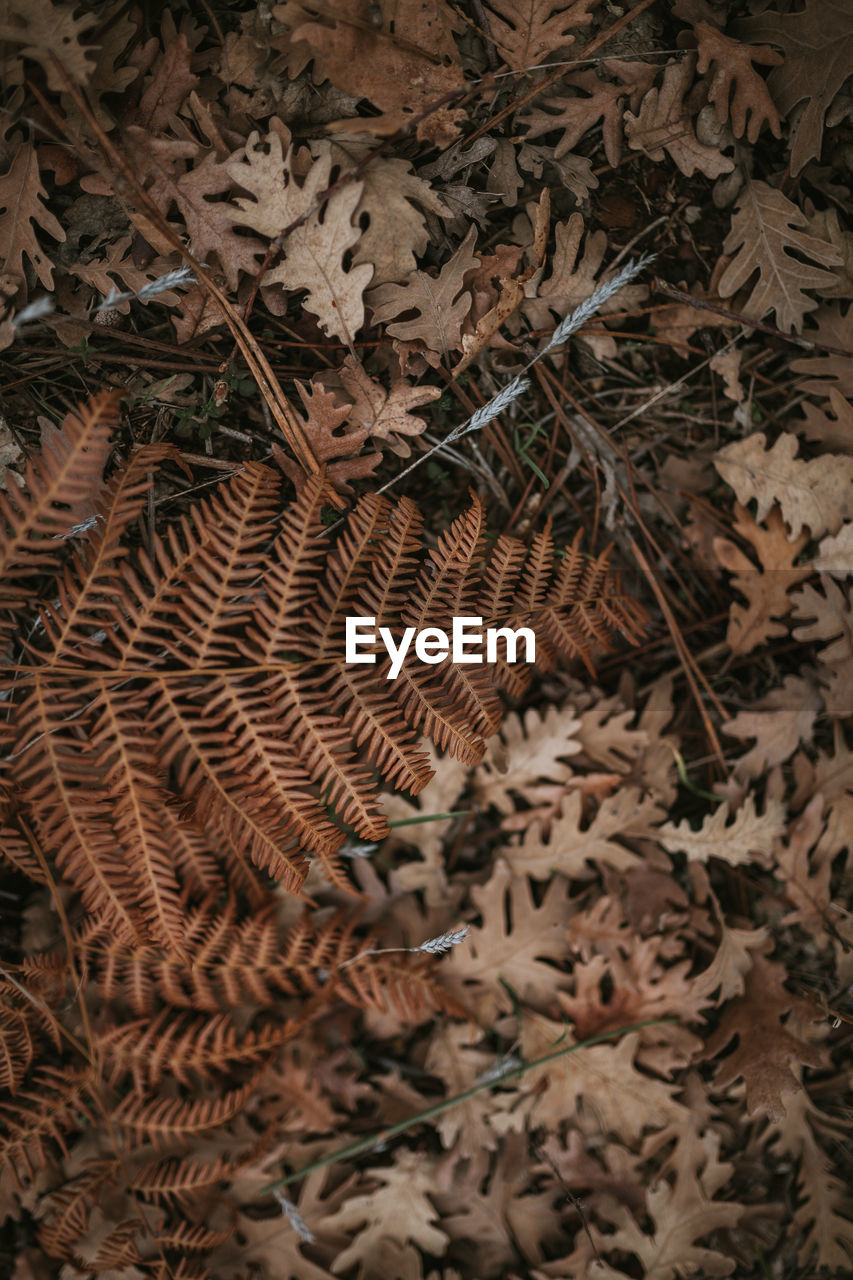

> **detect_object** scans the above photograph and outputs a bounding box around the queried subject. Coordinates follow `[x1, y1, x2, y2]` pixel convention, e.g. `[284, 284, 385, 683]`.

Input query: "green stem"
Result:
[387, 810, 473, 828]
[259, 1015, 677, 1195]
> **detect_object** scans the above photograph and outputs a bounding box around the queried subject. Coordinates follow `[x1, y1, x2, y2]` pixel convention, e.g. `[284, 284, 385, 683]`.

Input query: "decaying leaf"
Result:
[281, 0, 466, 146]
[714, 430, 853, 539]
[368, 225, 479, 358]
[717, 181, 843, 332]
[0, 142, 66, 298]
[703, 954, 825, 1119]
[481, 0, 599, 72]
[693, 20, 782, 142]
[228, 132, 374, 343]
[659, 794, 786, 866]
[624, 57, 735, 179]
[713, 504, 810, 653]
[739, 0, 853, 174]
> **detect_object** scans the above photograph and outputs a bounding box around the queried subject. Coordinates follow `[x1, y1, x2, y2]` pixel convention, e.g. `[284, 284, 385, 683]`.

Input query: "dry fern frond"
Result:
[1, 395, 646, 942]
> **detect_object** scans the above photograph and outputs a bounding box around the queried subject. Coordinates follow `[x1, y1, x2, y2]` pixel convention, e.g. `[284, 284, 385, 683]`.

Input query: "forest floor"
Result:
[1, 1, 852, 1278]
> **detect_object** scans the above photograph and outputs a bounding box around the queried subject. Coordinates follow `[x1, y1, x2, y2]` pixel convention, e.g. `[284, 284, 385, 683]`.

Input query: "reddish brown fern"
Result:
[0, 393, 646, 1272]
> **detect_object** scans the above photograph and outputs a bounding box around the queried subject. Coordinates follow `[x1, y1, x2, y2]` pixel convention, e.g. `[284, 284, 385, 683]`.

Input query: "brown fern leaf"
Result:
[99, 1011, 291, 1089]
[0, 389, 120, 625]
[156, 1220, 234, 1253]
[0, 1002, 36, 1093]
[130, 1152, 240, 1205]
[2, 399, 645, 939]
[0, 1065, 97, 1181]
[36, 1160, 118, 1260]
[112, 1079, 258, 1152]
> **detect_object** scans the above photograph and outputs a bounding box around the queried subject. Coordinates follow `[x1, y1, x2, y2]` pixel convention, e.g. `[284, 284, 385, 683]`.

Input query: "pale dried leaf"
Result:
[505, 787, 659, 881]
[228, 132, 373, 342]
[441, 860, 573, 1021]
[713, 505, 810, 653]
[723, 675, 821, 781]
[624, 57, 735, 179]
[328, 141, 449, 287]
[336, 357, 440, 455]
[714, 431, 853, 539]
[658, 795, 786, 866]
[481, 0, 598, 72]
[693, 921, 769, 1004]
[322, 1150, 449, 1272]
[520, 1022, 686, 1140]
[717, 181, 842, 332]
[368, 225, 479, 357]
[474, 703, 581, 816]
[0, 142, 66, 298]
[814, 523, 853, 576]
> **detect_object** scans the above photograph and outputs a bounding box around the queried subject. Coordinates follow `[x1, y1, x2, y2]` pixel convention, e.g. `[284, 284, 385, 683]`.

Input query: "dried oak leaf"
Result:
[336, 356, 440, 457]
[424, 1024, 499, 1172]
[505, 786, 660, 881]
[717, 181, 843, 332]
[769, 1086, 853, 1272]
[723, 675, 821, 783]
[806, 206, 853, 300]
[95, 129, 264, 294]
[774, 794, 833, 944]
[658, 795, 786, 867]
[791, 577, 853, 715]
[714, 430, 853, 539]
[522, 68, 637, 168]
[586, 1116, 744, 1279]
[441, 858, 573, 1022]
[482, 0, 599, 73]
[0, 0, 97, 90]
[693, 920, 770, 1005]
[67, 236, 183, 313]
[693, 20, 782, 141]
[227, 132, 373, 344]
[519, 1021, 686, 1139]
[703, 954, 825, 1120]
[791, 304, 853, 398]
[327, 141, 449, 288]
[281, 0, 465, 147]
[273, 378, 380, 495]
[713, 504, 810, 654]
[0, 142, 65, 299]
[368, 225, 479, 358]
[320, 1150, 449, 1273]
[739, 0, 853, 175]
[798, 387, 853, 454]
[129, 27, 199, 132]
[624, 57, 735, 179]
[474, 703, 582, 817]
[814, 522, 853, 575]
[523, 212, 639, 336]
[382, 742, 470, 902]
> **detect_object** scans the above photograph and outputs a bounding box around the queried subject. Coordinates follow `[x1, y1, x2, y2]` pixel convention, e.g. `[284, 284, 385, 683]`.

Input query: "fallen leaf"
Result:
[624, 57, 735, 179]
[658, 795, 786, 867]
[717, 180, 842, 332]
[714, 431, 853, 539]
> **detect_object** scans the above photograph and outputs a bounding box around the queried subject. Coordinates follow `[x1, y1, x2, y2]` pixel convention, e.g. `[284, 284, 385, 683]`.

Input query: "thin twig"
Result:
[652, 281, 853, 360]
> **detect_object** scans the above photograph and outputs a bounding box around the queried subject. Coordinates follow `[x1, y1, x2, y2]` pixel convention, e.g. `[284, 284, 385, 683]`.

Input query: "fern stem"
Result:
[259, 1015, 677, 1195]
